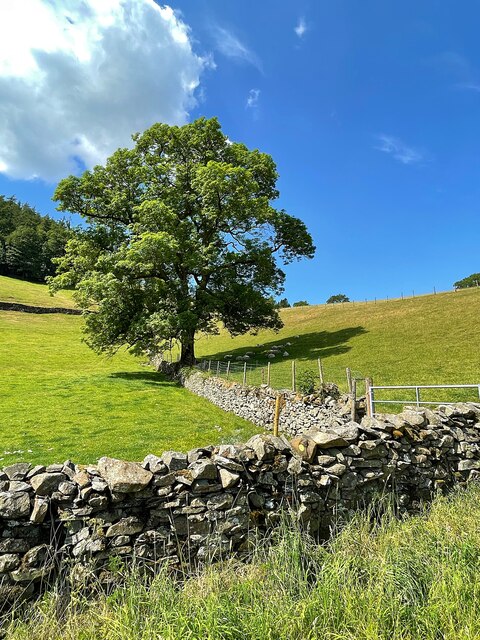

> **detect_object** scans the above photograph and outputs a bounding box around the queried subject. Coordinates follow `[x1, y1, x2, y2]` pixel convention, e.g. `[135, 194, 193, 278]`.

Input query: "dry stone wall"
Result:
[179, 369, 360, 436]
[1, 403, 480, 601]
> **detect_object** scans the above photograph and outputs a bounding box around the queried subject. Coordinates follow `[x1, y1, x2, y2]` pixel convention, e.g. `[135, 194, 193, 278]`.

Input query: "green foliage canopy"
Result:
[51, 117, 315, 365]
[0, 196, 71, 282]
[454, 273, 480, 290]
[277, 297, 291, 308]
[326, 293, 350, 304]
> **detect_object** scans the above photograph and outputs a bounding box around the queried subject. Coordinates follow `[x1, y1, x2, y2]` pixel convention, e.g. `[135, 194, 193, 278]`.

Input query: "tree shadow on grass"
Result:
[109, 371, 177, 387]
[201, 326, 367, 364]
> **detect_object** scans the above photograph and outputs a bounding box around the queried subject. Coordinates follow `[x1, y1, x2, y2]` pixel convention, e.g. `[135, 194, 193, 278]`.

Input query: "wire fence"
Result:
[196, 358, 366, 396]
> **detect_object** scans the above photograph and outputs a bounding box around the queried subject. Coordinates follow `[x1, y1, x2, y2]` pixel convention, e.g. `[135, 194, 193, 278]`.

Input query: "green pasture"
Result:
[197, 288, 480, 407]
[0, 309, 257, 466]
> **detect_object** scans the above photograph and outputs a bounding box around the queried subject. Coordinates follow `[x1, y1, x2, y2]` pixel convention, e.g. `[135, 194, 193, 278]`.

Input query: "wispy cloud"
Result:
[212, 26, 261, 71]
[455, 81, 480, 93]
[246, 88, 260, 109]
[430, 52, 480, 94]
[294, 17, 307, 38]
[375, 135, 425, 165]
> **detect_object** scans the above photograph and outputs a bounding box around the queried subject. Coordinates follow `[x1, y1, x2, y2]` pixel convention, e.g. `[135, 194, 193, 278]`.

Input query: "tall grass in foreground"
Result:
[6, 485, 480, 640]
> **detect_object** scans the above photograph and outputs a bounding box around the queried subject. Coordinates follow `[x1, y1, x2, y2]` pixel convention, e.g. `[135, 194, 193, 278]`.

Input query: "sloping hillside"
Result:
[196, 288, 480, 400]
[0, 274, 75, 308]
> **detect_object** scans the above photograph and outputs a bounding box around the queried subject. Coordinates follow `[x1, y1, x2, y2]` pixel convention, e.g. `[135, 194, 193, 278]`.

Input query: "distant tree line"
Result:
[276, 298, 310, 308]
[0, 195, 72, 282]
[454, 273, 480, 290]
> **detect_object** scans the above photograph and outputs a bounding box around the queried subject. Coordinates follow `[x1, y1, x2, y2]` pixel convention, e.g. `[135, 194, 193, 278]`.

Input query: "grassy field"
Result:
[0, 307, 257, 466]
[7, 485, 480, 639]
[0, 275, 76, 308]
[197, 288, 480, 405]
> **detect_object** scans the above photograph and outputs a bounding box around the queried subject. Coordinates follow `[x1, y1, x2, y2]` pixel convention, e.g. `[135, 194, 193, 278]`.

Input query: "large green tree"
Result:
[51, 117, 315, 365]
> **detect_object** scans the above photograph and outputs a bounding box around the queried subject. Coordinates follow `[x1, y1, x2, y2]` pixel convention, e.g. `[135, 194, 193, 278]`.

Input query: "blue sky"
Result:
[1, 0, 479, 303]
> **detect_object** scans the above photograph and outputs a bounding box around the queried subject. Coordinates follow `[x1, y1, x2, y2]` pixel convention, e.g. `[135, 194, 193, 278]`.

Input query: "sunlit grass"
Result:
[0, 310, 257, 465]
[196, 287, 480, 406]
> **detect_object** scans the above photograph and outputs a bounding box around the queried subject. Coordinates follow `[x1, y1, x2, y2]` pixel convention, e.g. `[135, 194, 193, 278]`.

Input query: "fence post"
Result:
[346, 367, 352, 394]
[267, 362, 271, 387]
[292, 360, 296, 392]
[351, 378, 357, 422]
[415, 386, 421, 407]
[317, 358, 324, 385]
[365, 377, 373, 417]
[273, 394, 282, 437]
[243, 361, 247, 386]
[208, 360, 211, 374]
[216, 361, 220, 376]
[226, 361, 231, 380]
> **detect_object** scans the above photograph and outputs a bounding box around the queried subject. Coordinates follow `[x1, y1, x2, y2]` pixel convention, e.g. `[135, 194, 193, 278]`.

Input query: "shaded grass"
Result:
[6, 485, 480, 639]
[196, 288, 480, 405]
[0, 311, 257, 465]
[0, 275, 75, 308]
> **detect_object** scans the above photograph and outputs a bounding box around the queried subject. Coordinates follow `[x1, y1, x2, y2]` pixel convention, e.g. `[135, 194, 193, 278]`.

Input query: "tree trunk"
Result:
[180, 330, 196, 366]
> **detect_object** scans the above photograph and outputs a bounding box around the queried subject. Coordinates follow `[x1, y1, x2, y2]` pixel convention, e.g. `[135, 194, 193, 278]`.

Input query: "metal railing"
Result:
[367, 383, 480, 415]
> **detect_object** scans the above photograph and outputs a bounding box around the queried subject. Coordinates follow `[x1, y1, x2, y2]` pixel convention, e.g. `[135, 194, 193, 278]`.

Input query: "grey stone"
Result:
[30, 473, 67, 496]
[327, 463, 347, 476]
[189, 460, 217, 481]
[91, 477, 108, 492]
[161, 451, 188, 471]
[142, 454, 167, 474]
[458, 460, 480, 471]
[0, 554, 20, 573]
[8, 481, 31, 493]
[0, 491, 30, 518]
[98, 457, 153, 493]
[30, 497, 49, 523]
[106, 517, 144, 537]
[59, 481, 77, 496]
[0, 539, 29, 554]
[246, 435, 276, 461]
[307, 431, 348, 449]
[219, 468, 240, 489]
[3, 463, 31, 481]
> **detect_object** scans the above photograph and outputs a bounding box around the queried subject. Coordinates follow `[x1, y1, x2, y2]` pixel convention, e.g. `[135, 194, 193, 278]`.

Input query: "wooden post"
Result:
[208, 360, 211, 374]
[243, 361, 247, 386]
[226, 360, 231, 380]
[346, 367, 353, 394]
[273, 395, 282, 437]
[350, 378, 357, 422]
[317, 358, 324, 385]
[267, 362, 271, 387]
[292, 360, 296, 392]
[216, 361, 220, 376]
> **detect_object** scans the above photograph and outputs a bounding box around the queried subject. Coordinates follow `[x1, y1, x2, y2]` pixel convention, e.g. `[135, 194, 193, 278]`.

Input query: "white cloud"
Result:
[212, 26, 261, 71]
[375, 135, 425, 165]
[246, 88, 260, 109]
[294, 17, 307, 38]
[0, 0, 209, 181]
